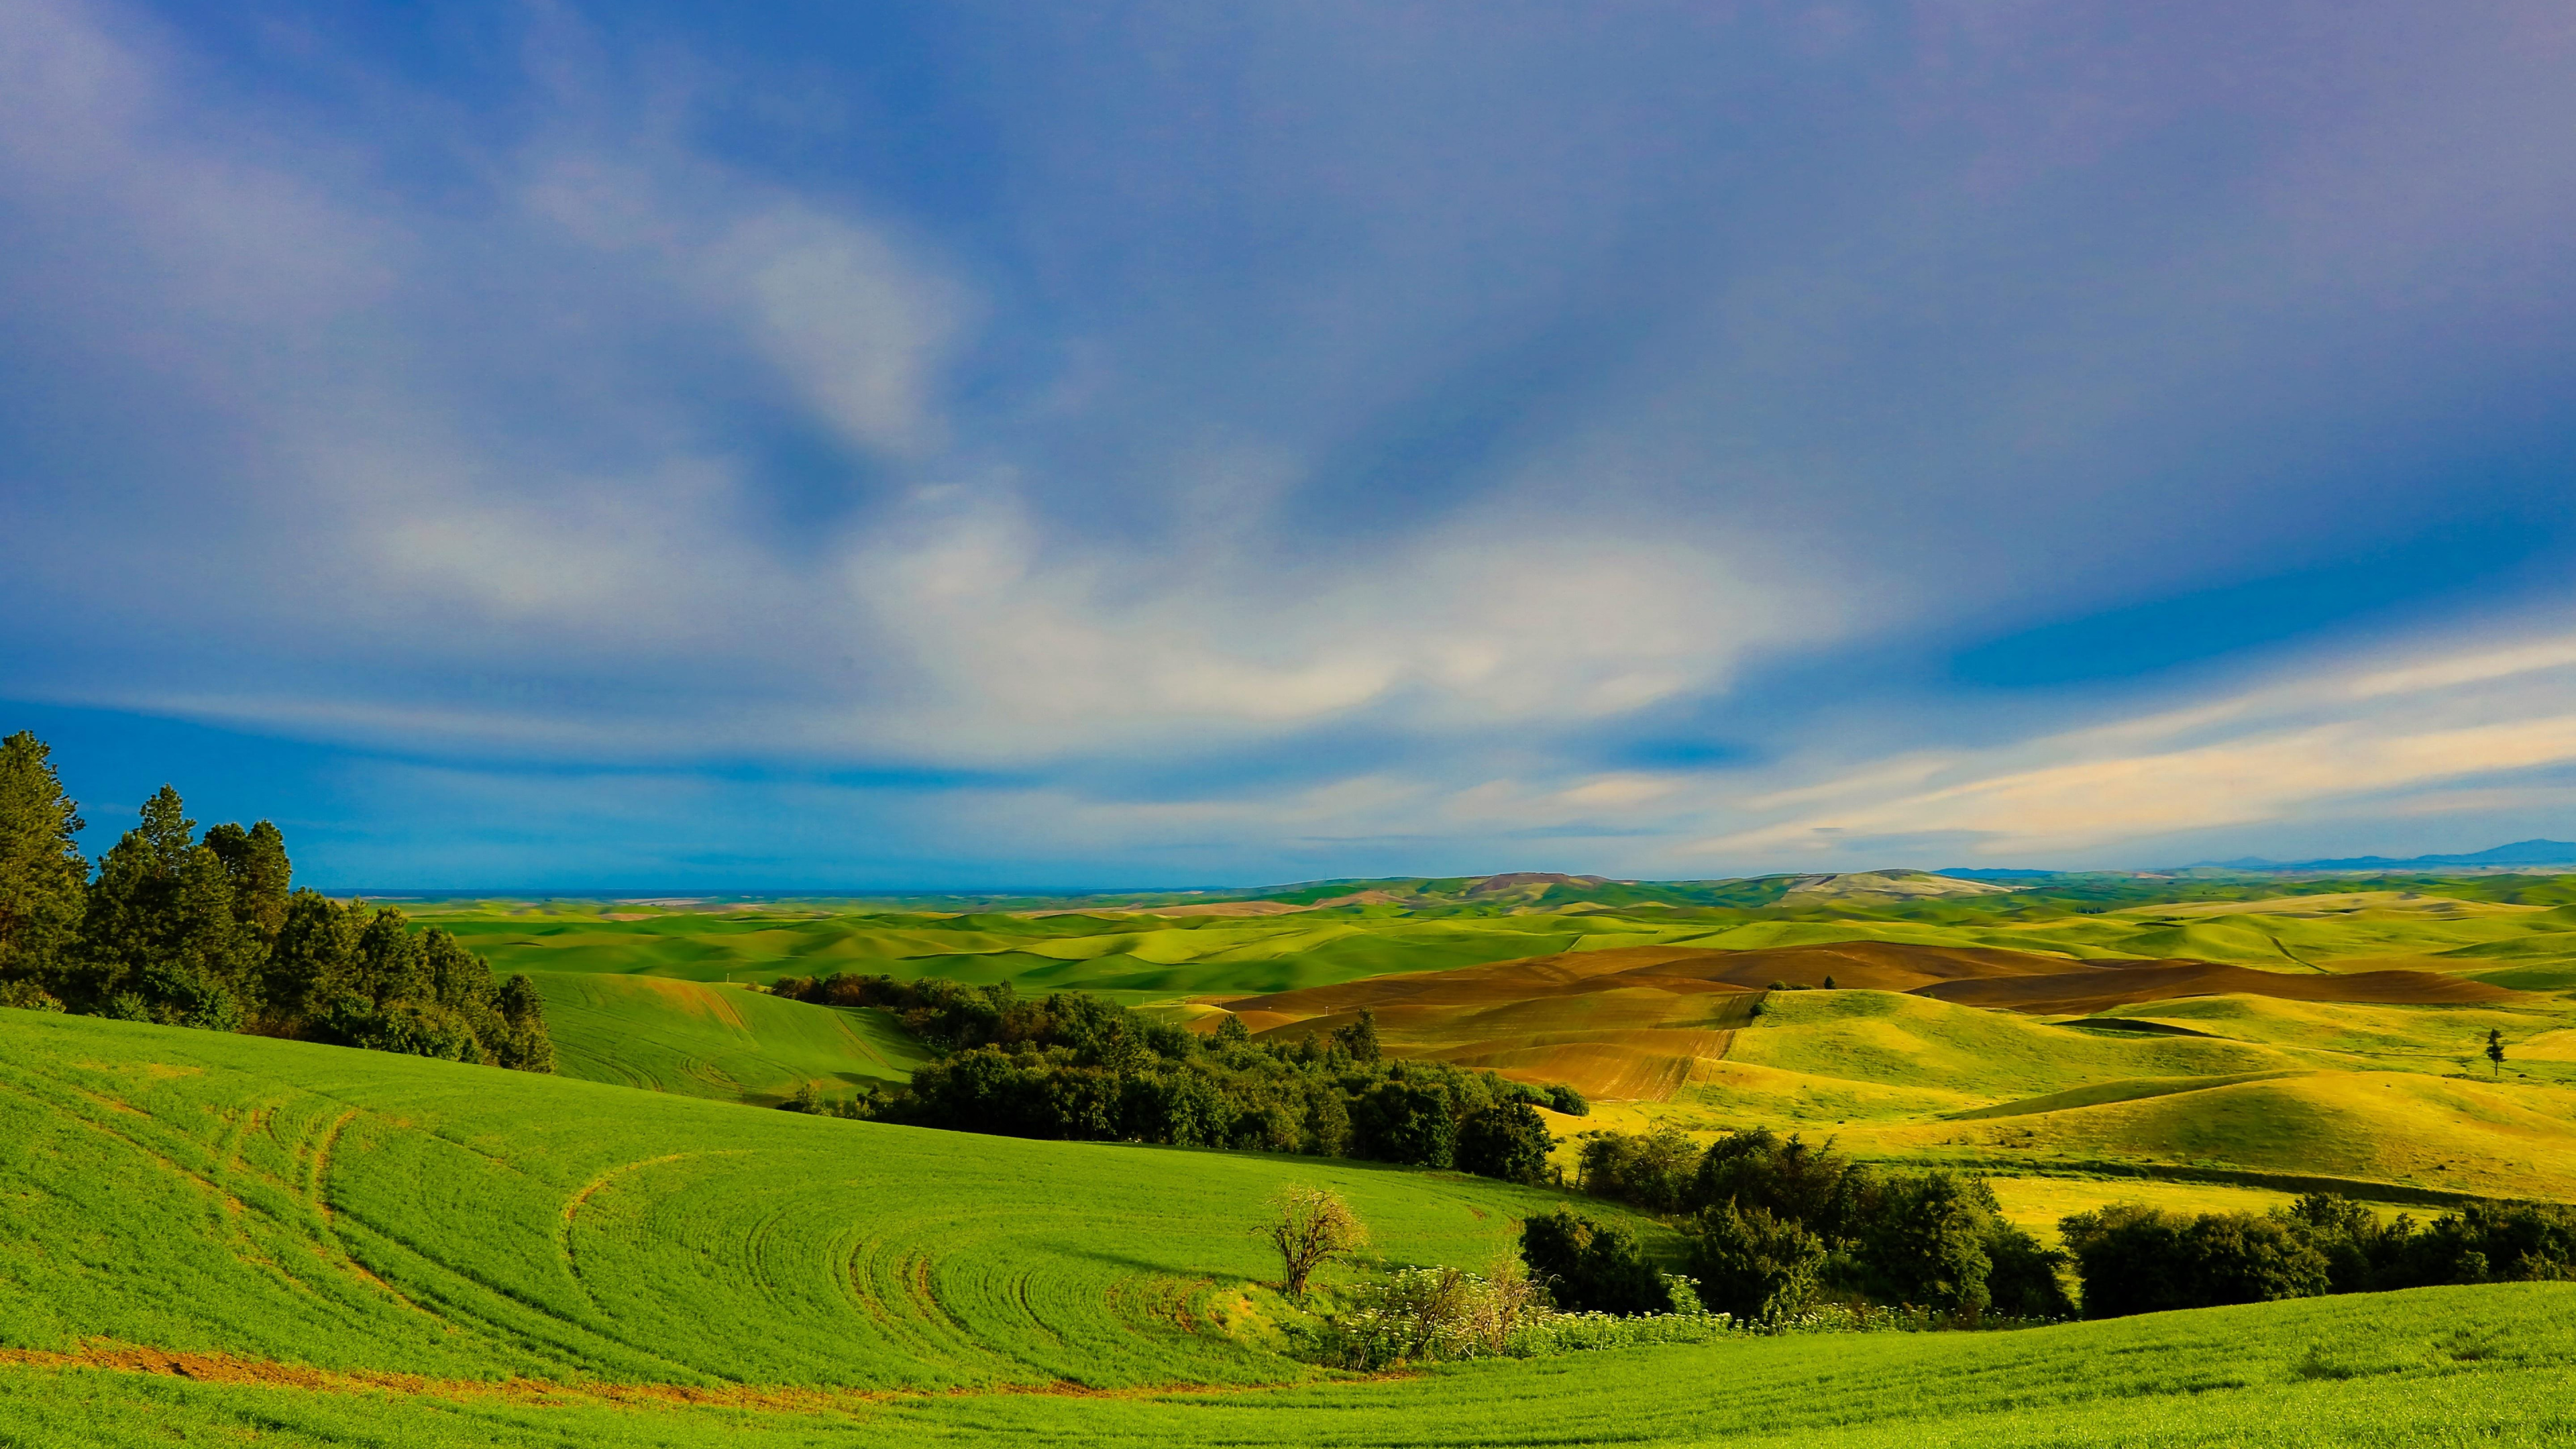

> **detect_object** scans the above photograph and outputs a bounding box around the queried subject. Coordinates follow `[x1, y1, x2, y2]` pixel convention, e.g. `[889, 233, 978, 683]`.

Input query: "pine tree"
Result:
[0, 732, 89, 1004]
[204, 820, 292, 944]
[2487, 1028, 2506, 1080]
[78, 786, 256, 1025]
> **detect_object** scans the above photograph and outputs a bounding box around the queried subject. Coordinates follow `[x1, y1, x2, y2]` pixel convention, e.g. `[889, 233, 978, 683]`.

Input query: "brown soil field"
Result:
[1220, 941, 2518, 1101]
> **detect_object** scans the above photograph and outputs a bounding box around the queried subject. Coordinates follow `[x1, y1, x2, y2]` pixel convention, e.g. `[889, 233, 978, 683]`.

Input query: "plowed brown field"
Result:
[1216, 941, 2518, 1101]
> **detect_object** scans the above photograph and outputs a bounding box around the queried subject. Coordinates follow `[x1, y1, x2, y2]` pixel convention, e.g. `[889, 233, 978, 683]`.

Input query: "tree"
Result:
[1456, 1101, 1552, 1185]
[1518, 1208, 1678, 1316]
[1332, 1008, 1381, 1063]
[1213, 1012, 1251, 1047]
[491, 973, 556, 1073]
[1352, 1080, 1455, 1167]
[1546, 1083, 1589, 1117]
[2487, 1028, 2506, 1080]
[1260, 1185, 1366, 1301]
[1686, 1202, 1824, 1322]
[1693, 1128, 1861, 1234]
[1851, 1171, 1997, 1316]
[0, 732, 88, 1002]
[203, 821, 290, 943]
[77, 787, 258, 1026]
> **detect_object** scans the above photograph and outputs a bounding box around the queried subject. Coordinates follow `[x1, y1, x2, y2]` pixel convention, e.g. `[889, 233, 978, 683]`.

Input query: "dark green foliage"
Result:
[837, 975, 1572, 1171]
[1691, 1128, 1861, 1234]
[1982, 1222, 2076, 1319]
[1352, 1080, 1456, 1168]
[2063, 1195, 2576, 1318]
[1213, 1012, 1251, 1046]
[1546, 1083, 1588, 1116]
[1851, 1171, 1998, 1316]
[0, 739, 553, 1073]
[1580, 1126, 2070, 1322]
[1686, 1203, 1824, 1321]
[1455, 1101, 1552, 1185]
[202, 820, 290, 943]
[1332, 1008, 1382, 1063]
[1518, 1208, 1683, 1316]
[0, 731, 87, 1000]
[2061, 1205, 2329, 1318]
[1577, 1126, 1701, 1213]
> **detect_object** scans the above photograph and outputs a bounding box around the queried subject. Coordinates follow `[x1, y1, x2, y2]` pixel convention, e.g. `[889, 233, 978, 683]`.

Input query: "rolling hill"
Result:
[3, 1006, 2574, 1449]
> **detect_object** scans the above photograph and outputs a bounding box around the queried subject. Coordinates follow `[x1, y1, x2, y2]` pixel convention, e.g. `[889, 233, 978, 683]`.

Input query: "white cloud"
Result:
[1695, 626, 2576, 859]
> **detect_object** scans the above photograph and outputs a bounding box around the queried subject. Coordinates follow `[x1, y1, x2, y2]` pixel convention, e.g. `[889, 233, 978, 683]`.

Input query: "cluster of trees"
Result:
[1571, 1122, 2576, 1321]
[1572, 1126, 2071, 1322]
[769, 971, 1583, 1177]
[0, 733, 551, 1071]
[2064, 1195, 2576, 1317]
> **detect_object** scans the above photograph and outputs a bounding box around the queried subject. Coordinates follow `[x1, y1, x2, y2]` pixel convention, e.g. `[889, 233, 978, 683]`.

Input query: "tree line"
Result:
[0, 732, 552, 1071]
[1568, 1123, 2576, 1321]
[767, 971, 1582, 1175]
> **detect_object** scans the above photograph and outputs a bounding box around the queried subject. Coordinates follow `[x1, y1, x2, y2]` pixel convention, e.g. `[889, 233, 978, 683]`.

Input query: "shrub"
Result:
[1520, 1208, 1689, 1316]
[1577, 1127, 1699, 1213]
[1686, 1203, 1825, 1322]
[1456, 1101, 1553, 1185]
[1851, 1171, 1998, 1316]
[1693, 1128, 1862, 1233]
[2060, 1204, 2330, 1318]
[1352, 1080, 1457, 1168]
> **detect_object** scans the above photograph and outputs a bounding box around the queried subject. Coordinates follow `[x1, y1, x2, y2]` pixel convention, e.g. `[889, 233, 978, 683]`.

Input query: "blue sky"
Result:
[5, 0, 2576, 890]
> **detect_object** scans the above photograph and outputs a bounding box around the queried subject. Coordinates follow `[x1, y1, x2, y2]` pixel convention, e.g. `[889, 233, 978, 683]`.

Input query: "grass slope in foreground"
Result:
[0, 1008, 1648, 1393]
[3, 1010, 2571, 1446]
[3, 1285, 2571, 1447]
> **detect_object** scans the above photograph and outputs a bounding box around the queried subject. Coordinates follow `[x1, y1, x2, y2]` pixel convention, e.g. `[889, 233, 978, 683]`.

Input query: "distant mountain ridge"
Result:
[2190, 839, 2576, 871]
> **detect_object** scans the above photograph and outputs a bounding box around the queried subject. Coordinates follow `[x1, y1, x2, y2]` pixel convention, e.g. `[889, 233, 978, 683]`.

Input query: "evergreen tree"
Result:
[492, 973, 555, 1072]
[2487, 1028, 2506, 1080]
[0, 731, 88, 1004]
[203, 821, 291, 943]
[78, 786, 256, 1024]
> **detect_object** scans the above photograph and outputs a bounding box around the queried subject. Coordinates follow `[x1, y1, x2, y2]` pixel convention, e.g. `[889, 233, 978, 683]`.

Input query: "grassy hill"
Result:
[525, 971, 929, 1104]
[3, 1006, 2574, 1448]
[0, 1008, 1651, 1393]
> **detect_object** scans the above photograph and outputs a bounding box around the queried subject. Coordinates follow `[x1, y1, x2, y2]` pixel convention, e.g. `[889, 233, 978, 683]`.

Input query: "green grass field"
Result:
[0, 1275, 2568, 1446]
[0, 1008, 1657, 1393]
[525, 971, 930, 1104]
[3, 1006, 2574, 1448]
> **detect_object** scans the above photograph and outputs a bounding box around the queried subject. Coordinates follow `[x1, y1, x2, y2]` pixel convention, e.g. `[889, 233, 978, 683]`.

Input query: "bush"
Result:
[1982, 1222, 2074, 1319]
[1520, 1208, 1690, 1316]
[1352, 1080, 1457, 1168]
[1686, 1203, 1824, 1322]
[1577, 1127, 1699, 1214]
[2060, 1204, 2330, 1318]
[1851, 1171, 1998, 1316]
[1693, 1128, 1862, 1234]
[1456, 1101, 1553, 1185]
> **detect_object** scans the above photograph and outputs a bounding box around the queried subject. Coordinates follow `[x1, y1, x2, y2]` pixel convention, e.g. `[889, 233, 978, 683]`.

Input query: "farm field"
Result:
[402, 873, 2576, 1000]
[2, 1006, 2573, 1448]
[399, 874, 2576, 1209]
[3, 1284, 2573, 1447]
[525, 970, 929, 1104]
[0, 1010, 1652, 1393]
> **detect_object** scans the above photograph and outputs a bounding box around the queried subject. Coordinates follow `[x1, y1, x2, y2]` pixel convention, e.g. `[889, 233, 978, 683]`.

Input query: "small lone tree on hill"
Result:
[1261, 1185, 1367, 1301]
[2487, 1028, 2506, 1080]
